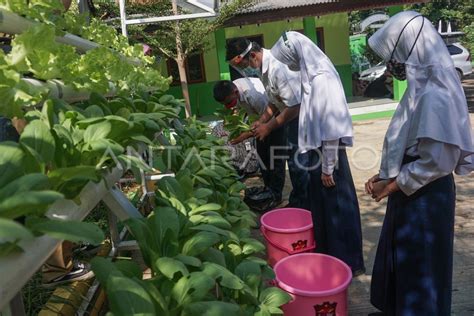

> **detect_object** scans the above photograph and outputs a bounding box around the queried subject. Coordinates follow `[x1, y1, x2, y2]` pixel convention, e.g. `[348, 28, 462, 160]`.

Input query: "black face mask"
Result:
[386, 15, 425, 81]
[387, 59, 407, 80]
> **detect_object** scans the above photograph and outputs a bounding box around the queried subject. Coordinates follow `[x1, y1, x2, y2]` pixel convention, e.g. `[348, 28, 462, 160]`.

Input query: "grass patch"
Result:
[22, 272, 55, 315]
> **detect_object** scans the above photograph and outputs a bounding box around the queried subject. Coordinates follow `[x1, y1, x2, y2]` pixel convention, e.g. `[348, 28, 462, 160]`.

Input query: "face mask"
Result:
[386, 59, 406, 80]
[225, 97, 238, 109]
[242, 66, 261, 78]
[386, 15, 425, 81]
[230, 63, 260, 78]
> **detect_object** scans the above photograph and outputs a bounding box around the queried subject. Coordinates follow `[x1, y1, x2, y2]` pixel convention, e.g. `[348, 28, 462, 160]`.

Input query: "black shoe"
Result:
[245, 186, 265, 198]
[42, 261, 94, 288]
[245, 187, 273, 202]
[248, 198, 282, 213]
[73, 243, 101, 256]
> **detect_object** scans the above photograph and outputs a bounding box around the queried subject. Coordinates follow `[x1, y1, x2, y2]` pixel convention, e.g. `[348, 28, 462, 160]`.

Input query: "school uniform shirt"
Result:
[233, 77, 268, 116]
[260, 49, 301, 113]
[396, 140, 461, 196]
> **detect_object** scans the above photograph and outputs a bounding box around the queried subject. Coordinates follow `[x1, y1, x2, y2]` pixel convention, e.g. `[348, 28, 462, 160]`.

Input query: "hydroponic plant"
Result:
[91, 118, 291, 316]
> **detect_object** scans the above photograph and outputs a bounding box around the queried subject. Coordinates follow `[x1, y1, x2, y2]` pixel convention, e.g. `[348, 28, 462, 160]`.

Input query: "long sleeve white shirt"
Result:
[322, 140, 339, 175]
[395, 138, 461, 196]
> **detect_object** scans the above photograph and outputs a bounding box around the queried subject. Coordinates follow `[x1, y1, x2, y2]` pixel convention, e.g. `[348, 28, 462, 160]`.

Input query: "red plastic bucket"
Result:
[274, 253, 352, 315]
[260, 208, 315, 266]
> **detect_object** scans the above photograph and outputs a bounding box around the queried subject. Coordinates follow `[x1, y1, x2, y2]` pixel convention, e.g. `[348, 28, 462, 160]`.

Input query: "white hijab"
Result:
[369, 11, 474, 179]
[270, 31, 353, 151]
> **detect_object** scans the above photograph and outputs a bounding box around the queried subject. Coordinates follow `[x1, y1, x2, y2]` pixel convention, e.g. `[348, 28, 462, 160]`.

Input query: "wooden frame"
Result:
[166, 53, 207, 86]
[316, 27, 325, 52]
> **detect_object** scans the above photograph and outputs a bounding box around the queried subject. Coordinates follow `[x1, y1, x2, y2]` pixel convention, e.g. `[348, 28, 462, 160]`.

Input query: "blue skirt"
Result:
[309, 148, 365, 272]
[371, 167, 455, 315]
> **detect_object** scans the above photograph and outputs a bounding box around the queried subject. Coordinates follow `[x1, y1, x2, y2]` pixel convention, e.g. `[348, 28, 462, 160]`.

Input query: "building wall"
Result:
[315, 13, 351, 66]
[314, 13, 352, 97]
[164, 13, 352, 117]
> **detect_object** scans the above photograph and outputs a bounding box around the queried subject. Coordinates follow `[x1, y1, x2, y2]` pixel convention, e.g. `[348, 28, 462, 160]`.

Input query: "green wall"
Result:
[225, 19, 304, 46]
[335, 64, 353, 97]
[167, 82, 220, 117]
[314, 13, 352, 66]
[163, 13, 353, 116]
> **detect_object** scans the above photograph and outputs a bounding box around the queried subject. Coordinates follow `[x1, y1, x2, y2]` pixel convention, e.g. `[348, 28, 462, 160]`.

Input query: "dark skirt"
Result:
[370, 166, 455, 315]
[308, 148, 365, 272]
[287, 117, 310, 209]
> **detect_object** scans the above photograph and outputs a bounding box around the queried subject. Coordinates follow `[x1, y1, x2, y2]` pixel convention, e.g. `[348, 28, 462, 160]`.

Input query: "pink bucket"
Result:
[260, 208, 315, 266]
[274, 253, 352, 316]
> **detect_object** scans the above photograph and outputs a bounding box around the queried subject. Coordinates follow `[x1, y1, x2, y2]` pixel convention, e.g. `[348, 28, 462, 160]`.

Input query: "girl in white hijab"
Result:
[271, 31, 365, 275]
[365, 11, 474, 315]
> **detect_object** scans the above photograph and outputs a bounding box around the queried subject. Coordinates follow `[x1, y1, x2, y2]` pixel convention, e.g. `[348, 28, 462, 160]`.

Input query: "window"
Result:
[447, 44, 463, 56]
[316, 27, 325, 53]
[226, 34, 264, 80]
[167, 53, 206, 85]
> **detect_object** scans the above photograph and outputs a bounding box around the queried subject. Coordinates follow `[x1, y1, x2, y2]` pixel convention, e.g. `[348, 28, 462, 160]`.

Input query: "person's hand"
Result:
[253, 123, 271, 141]
[371, 179, 399, 202]
[230, 132, 250, 145]
[365, 173, 381, 195]
[11, 117, 27, 134]
[321, 173, 336, 188]
[251, 121, 261, 130]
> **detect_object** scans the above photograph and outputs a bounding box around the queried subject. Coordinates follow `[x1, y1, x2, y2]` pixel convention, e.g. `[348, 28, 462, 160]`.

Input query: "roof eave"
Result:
[223, 0, 430, 27]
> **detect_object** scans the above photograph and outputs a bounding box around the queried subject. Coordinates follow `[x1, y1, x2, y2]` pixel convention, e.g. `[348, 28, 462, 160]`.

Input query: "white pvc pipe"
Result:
[119, 0, 128, 37]
[22, 78, 118, 103]
[187, 0, 215, 13]
[125, 12, 215, 25]
[0, 9, 35, 34]
[55, 33, 100, 53]
[0, 9, 141, 65]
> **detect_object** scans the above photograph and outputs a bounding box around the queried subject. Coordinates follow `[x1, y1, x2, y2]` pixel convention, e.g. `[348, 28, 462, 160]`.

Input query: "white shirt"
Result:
[396, 139, 461, 196]
[260, 49, 301, 113]
[234, 77, 268, 116]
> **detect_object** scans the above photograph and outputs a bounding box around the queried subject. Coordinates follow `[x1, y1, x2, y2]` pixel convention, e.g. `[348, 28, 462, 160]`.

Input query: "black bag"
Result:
[244, 186, 278, 212]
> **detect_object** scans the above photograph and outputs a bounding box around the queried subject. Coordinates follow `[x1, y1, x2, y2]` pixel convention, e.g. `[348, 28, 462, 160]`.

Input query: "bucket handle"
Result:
[260, 227, 316, 255]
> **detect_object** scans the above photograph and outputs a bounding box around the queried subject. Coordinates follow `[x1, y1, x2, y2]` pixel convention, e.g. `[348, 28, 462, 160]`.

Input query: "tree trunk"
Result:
[172, 0, 192, 118]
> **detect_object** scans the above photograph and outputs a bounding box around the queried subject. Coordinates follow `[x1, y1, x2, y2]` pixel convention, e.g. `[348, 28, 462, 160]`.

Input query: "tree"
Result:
[405, 1, 474, 52]
[96, 0, 254, 117]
